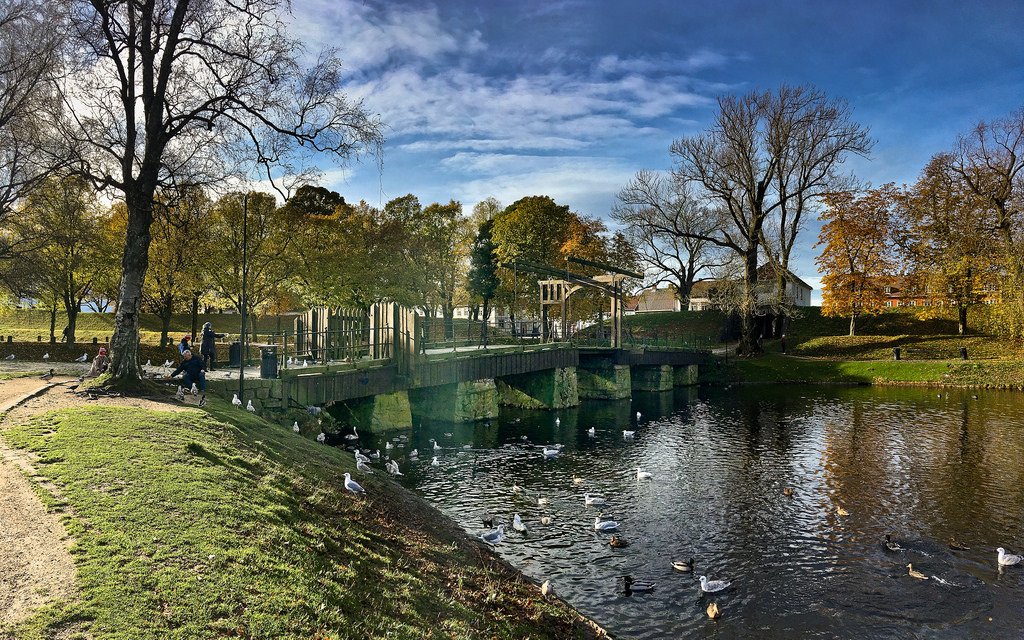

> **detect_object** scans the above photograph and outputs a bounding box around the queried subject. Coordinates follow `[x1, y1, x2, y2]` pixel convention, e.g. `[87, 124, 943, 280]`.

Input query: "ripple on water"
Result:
[356, 386, 1024, 639]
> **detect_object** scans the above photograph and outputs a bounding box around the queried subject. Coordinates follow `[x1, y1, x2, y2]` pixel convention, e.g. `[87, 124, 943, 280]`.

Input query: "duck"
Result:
[884, 534, 903, 552]
[782, 487, 794, 497]
[572, 475, 584, 485]
[480, 525, 504, 545]
[636, 467, 653, 481]
[594, 516, 618, 532]
[584, 493, 606, 507]
[40, 369, 54, 381]
[671, 558, 695, 572]
[699, 575, 731, 593]
[707, 602, 721, 620]
[948, 538, 970, 551]
[512, 514, 527, 533]
[836, 505, 850, 517]
[997, 547, 1022, 566]
[609, 535, 629, 548]
[906, 563, 928, 580]
[623, 576, 655, 593]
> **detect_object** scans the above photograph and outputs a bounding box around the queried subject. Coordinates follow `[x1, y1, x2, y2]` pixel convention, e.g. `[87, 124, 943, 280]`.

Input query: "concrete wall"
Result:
[495, 367, 579, 409]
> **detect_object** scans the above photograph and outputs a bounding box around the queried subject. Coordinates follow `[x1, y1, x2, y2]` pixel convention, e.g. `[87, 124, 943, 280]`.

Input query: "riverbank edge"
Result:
[700, 353, 1024, 391]
[0, 390, 610, 640]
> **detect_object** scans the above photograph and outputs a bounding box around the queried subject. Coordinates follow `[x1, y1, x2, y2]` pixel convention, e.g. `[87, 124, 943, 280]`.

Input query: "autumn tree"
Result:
[671, 85, 871, 353]
[895, 155, 999, 335]
[419, 201, 471, 337]
[279, 184, 351, 308]
[816, 187, 899, 336]
[613, 169, 725, 307]
[51, 0, 383, 389]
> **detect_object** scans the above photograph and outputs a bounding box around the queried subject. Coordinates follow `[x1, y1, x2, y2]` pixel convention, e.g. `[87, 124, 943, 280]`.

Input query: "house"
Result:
[687, 265, 814, 311]
[625, 286, 682, 314]
[879, 277, 1000, 308]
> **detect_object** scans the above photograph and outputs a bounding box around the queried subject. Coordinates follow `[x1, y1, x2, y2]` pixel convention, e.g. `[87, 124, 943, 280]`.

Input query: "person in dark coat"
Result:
[199, 322, 226, 371]
[169, 349, 207, 406]
[178, 334, 192, 355]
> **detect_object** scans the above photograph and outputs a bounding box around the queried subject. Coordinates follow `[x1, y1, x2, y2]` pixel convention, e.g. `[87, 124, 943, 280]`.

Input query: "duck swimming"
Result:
[671, 558, 695, 572]
[609, 535, 629, 548]
[884, 534, 904, 552]
[907, 563, 928, 580]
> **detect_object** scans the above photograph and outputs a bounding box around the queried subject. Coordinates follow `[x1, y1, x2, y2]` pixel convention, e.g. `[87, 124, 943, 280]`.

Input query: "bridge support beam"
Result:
[341, 391, 413, 431]
[674, 364, 698, 387]
[631, 365, 674, 392]
[577, 363, 631, 400]
[496, 367, 579, 410]
[410, 380, 499, 423]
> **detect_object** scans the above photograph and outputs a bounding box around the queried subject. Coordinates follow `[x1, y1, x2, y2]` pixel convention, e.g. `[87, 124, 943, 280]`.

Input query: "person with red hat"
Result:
[178, 334, 192, 355]
[86, 347, 110, 378]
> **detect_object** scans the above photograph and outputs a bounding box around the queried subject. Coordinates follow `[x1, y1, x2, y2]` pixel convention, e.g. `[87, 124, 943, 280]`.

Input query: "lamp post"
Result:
[237, 192, 248, 398]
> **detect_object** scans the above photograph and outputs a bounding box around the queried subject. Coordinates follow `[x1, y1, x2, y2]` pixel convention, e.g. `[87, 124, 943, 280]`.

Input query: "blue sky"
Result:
[288, 0, 1024, 303]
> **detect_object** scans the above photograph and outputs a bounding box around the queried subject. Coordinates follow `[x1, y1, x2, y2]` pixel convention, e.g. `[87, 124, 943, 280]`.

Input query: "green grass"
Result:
[621, 310, 725, 348]
[1, 399, 596, 640]
[0, 311, 294, 346]
[703, 353, 1024, 389]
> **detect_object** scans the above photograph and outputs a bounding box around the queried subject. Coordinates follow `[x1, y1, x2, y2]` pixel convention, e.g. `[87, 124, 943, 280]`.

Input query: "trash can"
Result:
[260, 346, 278, 379]
[893, 347, 901, 361]
[228, 341, 241, 367]
[960, 347, 968, 360]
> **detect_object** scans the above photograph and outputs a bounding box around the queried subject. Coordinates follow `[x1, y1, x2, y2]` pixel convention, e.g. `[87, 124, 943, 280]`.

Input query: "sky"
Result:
[286, 0, 1024, 304]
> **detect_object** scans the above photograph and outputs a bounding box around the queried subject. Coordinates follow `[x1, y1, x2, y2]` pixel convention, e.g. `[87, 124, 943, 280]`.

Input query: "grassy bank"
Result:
[1, 399, 599, 639]
[704, 353, 1024, 389]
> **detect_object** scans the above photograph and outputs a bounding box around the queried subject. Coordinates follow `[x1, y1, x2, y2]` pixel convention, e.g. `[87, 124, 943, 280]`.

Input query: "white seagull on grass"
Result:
[343, 472, 365, 495]
[231, 394, 242, 407]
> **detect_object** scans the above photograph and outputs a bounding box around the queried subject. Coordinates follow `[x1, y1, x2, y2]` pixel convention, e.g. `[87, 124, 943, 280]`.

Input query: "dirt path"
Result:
[0, 376, 189, 630]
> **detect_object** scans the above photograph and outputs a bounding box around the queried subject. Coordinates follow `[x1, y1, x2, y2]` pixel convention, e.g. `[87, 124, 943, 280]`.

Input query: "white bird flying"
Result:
[292, 421, 300, 433]
[246, 400, 256, 412]
[594, 516, 618, 531]
[699, 576, 731, 593]
[343, 472, 365, 494]
[75, 353, 88, 362]
[232, 393, 242, 407]
[998, 547, 1022, 566]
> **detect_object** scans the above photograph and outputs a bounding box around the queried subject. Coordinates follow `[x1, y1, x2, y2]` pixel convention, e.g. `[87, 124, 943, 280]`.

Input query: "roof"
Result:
[632, 286, 679, 311]
[756, 264, 813, 291]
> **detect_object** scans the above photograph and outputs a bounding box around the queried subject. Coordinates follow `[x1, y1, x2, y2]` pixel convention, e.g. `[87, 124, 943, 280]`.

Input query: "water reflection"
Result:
[356, 385, 1024, 639]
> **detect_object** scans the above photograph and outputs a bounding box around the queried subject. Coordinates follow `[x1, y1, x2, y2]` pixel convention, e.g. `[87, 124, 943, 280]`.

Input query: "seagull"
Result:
[190, 382, 198, 395]
[512, 514, 527, 533]
[345, 426, 359, 441]
[511, 485, 522, 494]
[316, 432, 326, 444]
[40, 369, 54, 381]
[302, 359, 308, 367]
[74, 353, 88, 362]
[636, 411, 642, 420]
[385, 441, 393, 450]
[386, 460, 403, 476]
[343, 472, 365, 494]
[4, 354, 13, 360]
[175, 386, 185, 401]
[43, 353, 50, 361]
[246, 400, 256, 412]
[594, 516, 618, 531]
[355, 451, 370, 464]
[584, 493, 606, 506]
[356, 459, 373, 474]
[408, 449, 419, 459]
[884, 534, 904, 552]
[623, 430, 635, 439]
[997, 547, 1022, 566]
[480, 525, 504, 545]
[636, 467, 653, 480]
[587, 426, 595, 437]
[432, 439, 441, 450]
[542, 446, 559, 458]
[699, 576, 731, 593]
[907, 564, 929, 580]
[572, 475, 584, 485]
[144, 359, 150, 366]
[163, 359, 173, 367]
[540, 580, 553, 597]
[431, 456, 439, 466]
[231, 393, 242, 407]
[540, 515, 553, 526]
[555, 417, 560, 426]
[369, 449, 380, 460]
[672, 558, 695, 572]
[292, 421, 300, 433]
[287, 357, 294, 366]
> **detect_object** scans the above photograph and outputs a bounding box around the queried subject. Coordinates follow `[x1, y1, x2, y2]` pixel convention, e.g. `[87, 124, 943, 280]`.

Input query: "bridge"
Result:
[206, 303, 710, 430]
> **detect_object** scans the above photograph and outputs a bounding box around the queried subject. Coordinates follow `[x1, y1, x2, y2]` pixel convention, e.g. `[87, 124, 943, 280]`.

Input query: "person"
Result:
[178, 334, 191, 355]
[199, 322, 226, 371]
[85, 347, 110, 378]
[169, 349, 206, 407]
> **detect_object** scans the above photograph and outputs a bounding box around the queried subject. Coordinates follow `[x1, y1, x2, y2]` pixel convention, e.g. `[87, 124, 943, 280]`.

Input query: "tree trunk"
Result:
[849, 313, 857, 337]
[480, 298, 490, 346]
[737, 249, 760, 354]
[958, 305, 968, 336]
[443, 297, 454, 341]
[48, 306, 57, 341]
[63, 291, 78, 345]
[159, 292, 173, 348]
[773, 271, 787, 338]
[190, 292, 200, 346]
[107, 187, 156, 390]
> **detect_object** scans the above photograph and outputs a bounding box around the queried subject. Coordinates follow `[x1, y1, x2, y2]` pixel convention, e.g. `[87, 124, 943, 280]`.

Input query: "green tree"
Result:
[280, 185, 351, 308]
[419, 200, 471, 338]
[467, 217, 499, 340]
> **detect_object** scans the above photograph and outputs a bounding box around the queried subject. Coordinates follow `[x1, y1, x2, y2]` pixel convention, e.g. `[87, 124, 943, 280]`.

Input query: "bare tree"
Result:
[670, 85, 871, 354]
[51, 0, 383, 389]
[0, 0, 65, 256]
[613, 169, 726, 308]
